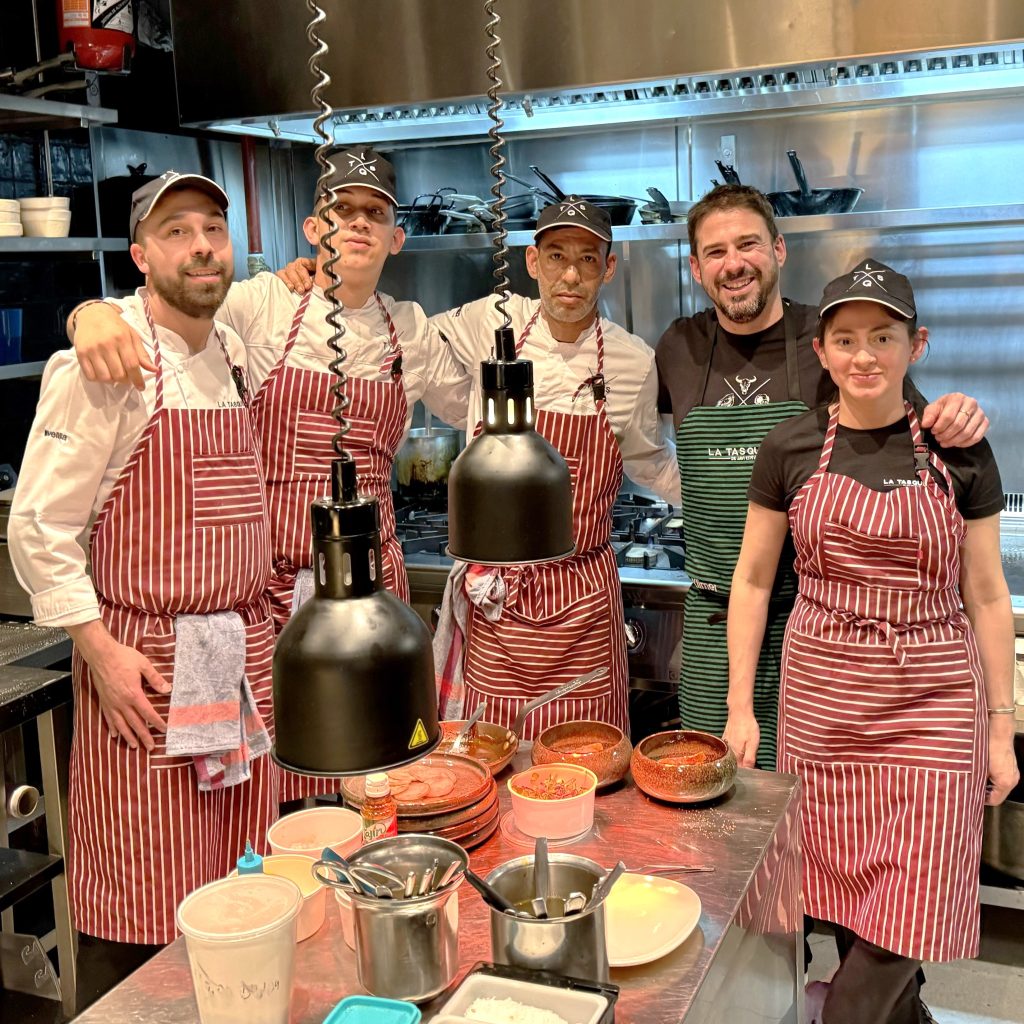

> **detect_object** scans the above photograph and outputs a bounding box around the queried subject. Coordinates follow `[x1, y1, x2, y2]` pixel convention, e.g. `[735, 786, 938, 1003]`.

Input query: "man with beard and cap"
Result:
[9, 172, 279, 947]
[655, 184, 989, 770]
[64, 146, 471, 805]
[429, 198, 679, 738]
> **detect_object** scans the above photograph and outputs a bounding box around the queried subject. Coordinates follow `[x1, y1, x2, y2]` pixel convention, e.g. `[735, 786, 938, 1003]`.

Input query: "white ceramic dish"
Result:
[18, 196, 71, 211]
[0, 210, 21, 224]
[21, 209, 72, 238]
[438, 972, 609, 1024]
[603, 872, 702, 967]
[0, 224, 24, 237]
[507, 763, 597, 840]
[266, 805, 363, 859]
[0, 199, 20, 212]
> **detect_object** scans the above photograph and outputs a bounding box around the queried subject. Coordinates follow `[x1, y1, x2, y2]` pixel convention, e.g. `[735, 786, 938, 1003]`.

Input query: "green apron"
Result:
[676, 305, 807, 769]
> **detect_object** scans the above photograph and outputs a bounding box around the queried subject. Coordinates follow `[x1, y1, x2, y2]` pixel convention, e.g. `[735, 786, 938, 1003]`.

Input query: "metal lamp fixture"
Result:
[446, 0, 575, 566]
[272, 1, 440, 777]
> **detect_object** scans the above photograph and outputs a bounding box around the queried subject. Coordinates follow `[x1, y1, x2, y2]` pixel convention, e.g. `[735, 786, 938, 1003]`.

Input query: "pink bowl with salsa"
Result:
[507, 763, 598, 839]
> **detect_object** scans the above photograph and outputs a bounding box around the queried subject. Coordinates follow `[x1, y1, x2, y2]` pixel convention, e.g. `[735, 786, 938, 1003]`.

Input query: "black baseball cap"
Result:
[534, 196, 613, 244]
[819, 258, 916, 320]
[129, 171, 229, 241]
[315, 146, 398, 207]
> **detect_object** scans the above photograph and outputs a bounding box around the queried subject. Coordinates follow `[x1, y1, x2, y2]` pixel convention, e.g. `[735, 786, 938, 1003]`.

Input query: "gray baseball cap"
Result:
[129, 170, 229, 241]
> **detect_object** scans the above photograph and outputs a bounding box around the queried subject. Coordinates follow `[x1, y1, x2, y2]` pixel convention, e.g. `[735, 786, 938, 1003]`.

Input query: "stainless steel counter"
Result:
[71, 768, 803, 1024]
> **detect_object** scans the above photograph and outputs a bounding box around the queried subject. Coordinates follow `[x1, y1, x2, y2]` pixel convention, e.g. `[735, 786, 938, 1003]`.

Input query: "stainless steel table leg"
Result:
[37, 705, 77, 1017]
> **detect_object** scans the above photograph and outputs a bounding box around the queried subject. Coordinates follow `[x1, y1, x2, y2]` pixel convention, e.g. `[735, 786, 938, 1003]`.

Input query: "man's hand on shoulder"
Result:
[68, 300, 153, 391]
[920, 392, 989, 448]
[276, 258, 316, 294]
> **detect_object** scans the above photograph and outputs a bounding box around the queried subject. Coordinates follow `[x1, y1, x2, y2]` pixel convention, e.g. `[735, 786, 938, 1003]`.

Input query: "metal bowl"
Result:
[630, 729, 737, 804]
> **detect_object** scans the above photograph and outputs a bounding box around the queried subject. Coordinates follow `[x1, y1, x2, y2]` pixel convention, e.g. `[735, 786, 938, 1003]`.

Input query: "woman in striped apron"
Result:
[726, 259, 1018, 1023]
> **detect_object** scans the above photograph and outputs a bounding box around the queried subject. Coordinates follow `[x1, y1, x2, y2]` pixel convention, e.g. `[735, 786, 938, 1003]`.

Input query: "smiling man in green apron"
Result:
[655, 185, 989, 769]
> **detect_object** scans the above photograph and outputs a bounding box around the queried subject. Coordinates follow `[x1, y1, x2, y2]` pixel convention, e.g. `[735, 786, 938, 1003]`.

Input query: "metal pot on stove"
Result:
[395, 427, 461, 502]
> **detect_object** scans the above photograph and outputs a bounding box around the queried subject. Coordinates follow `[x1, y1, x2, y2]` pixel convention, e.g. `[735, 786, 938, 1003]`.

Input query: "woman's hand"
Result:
[987, 719, 1020, 806]
[276, 257, 316, 294]
[724, 711, 760, 769]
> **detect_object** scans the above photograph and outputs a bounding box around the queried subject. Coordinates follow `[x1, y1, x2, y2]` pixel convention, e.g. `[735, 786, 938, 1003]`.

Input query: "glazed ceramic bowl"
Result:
[631, 730, 737, 804]
[507, 763, 598, 839]
[267, 806, 363, 859]
[531, 720, 632, 787]
[437, 719, 517, 775]
[230, 854, 325, 942]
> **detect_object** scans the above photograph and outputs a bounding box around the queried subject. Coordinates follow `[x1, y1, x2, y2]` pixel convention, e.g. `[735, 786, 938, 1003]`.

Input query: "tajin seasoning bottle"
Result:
[361, 772, 398, 843]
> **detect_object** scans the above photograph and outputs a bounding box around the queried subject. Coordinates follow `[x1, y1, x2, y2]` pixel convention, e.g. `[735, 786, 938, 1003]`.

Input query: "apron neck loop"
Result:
[373, 291, 403, 379]
[522, 309, 608, 408]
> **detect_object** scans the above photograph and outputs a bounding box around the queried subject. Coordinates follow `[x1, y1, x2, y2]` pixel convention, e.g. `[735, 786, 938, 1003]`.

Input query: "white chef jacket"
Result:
[431, 295, 679, 503]
[216, 272, 471, 431]
[10, 289, 250, 629]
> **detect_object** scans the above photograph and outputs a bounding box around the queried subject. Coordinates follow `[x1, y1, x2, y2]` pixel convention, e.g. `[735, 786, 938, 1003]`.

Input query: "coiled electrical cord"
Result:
[484, 0, 512, 337]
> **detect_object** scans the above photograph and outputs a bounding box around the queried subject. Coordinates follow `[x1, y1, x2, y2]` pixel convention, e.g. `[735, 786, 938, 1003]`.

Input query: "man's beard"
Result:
[539, 289, 597, 326]
[710, 260, 778, 325]
[149, 257, 232, 318]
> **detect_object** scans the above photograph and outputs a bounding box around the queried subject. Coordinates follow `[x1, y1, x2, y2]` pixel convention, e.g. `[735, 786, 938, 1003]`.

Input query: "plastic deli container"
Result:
[266, 805, 363, 859]
[228, 854, 326, 942]
[436, 961, 619, 1024]
[322, 994, 422, 1023]
[176, 874, 301, 1024]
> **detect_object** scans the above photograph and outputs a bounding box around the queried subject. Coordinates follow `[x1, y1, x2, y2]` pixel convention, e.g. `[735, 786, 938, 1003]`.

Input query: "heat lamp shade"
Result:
[272, 588, 441, 776]
[447, 428, 575, 565]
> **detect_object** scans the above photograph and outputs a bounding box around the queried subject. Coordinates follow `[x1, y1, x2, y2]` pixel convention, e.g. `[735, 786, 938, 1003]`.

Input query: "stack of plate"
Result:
[0, 199, 22, 238]
[342, 753, 500, 850]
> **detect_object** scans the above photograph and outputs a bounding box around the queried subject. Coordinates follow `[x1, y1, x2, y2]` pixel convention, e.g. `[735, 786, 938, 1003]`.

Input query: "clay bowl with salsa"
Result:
[531, 720, 632, 788]
[507, 763, 598, 839]
[437, 719, 517, 775]
[631, 730, 737, 804]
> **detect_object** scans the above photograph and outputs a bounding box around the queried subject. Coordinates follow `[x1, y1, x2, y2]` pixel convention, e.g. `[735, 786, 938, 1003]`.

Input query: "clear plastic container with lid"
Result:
[361, 772, 398, 843]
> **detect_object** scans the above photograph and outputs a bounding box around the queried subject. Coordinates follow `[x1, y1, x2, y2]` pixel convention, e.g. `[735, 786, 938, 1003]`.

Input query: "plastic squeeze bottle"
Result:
[361, 772, 398, 843]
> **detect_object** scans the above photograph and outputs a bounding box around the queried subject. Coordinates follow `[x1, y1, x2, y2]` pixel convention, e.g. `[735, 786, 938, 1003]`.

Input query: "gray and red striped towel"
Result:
[166, 611, 271, 791]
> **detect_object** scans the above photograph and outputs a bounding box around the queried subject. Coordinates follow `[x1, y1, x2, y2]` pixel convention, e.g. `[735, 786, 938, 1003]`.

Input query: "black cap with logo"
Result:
[819, 258, 916, 320]
[315, 146, 398, 208]
[533, 196, 613, 244]
[129, 171, 229, 241]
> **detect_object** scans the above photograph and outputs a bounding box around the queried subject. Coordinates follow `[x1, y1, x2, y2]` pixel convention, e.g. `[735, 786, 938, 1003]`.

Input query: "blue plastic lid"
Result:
[236, 840, 263, 875]
[322, 995, 422, 1024]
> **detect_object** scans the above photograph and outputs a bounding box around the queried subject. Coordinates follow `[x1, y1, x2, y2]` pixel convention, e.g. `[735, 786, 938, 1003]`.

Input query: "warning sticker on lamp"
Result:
[408, 719, 430, 749]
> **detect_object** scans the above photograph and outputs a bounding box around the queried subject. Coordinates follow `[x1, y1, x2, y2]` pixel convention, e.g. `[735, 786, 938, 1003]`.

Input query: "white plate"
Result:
[604, 872, 702, 967]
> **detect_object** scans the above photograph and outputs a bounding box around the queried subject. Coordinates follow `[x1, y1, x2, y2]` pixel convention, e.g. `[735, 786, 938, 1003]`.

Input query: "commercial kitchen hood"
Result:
[169, 0, 1024, 145]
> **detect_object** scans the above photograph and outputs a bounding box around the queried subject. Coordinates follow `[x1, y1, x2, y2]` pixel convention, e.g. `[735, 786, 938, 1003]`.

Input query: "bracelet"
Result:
[70, 300, 110, 338]
[987, 706, 1018, 715]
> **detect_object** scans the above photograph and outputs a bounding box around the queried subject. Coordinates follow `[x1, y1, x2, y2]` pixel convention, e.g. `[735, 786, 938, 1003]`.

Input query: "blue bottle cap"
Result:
[236, 840, 264, 874]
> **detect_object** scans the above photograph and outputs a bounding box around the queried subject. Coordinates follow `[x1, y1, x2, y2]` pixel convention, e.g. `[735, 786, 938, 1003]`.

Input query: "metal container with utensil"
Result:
[485, 853, 609, 983]
[394, 427, 461, 502]
[346, 835, 468, 1001]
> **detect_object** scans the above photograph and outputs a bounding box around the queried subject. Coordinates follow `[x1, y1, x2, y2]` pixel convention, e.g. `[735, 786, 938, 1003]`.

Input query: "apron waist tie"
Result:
[826, 610, 965, 668]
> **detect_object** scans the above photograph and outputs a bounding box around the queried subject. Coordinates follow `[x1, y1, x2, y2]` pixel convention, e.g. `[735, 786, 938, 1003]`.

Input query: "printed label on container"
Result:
[362, 819, 398, 843]
[93, 0, 133, 34]
[61, 0, 91, 27]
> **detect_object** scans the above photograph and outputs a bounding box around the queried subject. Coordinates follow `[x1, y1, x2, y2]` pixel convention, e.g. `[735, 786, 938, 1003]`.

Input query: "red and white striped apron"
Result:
[251, 291, 408, 802]
[70, 307, 278, 944]
[780, 401, 987, 962]
[251, 290, 410, 634]
[462, 312, 628, 740]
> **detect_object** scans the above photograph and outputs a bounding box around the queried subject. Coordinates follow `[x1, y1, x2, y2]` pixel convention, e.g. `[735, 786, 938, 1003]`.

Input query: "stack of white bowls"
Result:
[0, 199, 22, 238]
[19, 196, 72, 238]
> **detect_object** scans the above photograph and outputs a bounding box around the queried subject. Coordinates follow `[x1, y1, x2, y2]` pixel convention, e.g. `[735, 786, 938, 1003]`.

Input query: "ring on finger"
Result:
[957, 408, 970, 420]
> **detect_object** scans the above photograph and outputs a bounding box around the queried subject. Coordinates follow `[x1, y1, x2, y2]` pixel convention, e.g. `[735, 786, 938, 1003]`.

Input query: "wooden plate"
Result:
[397, 781, 498, 831]
[342, 753, 492, 815]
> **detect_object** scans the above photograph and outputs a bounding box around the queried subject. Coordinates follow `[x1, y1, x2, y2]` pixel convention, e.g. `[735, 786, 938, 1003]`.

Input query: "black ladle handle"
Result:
[464, 867, 518, 913]
[787, 150, 812, 198]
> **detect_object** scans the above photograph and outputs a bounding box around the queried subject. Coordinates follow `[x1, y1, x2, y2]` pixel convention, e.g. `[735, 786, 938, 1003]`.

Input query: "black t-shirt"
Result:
[748, 405, 1004, 519]
[655, 301, 830, 426]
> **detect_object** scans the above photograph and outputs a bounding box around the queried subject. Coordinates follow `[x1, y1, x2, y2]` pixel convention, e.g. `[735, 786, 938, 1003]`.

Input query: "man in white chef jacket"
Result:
[9, 172, 279, 948]
[431, 199, 679, 739]
[63, 147, 472, 805]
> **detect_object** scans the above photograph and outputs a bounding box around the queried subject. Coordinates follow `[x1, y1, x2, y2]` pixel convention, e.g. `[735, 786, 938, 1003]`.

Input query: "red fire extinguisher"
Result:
[56, 0, 135, 73]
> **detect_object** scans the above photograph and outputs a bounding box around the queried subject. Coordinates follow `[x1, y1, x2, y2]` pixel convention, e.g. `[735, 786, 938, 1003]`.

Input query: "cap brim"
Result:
[133, 175, 229, 238]
[819, 294, 915, 319]
[533, 221, 612, 243]
[320, 182, 398, 207]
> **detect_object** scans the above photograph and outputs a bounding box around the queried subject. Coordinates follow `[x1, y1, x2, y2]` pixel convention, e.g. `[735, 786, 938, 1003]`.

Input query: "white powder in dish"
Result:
[464, 996, 570, 1024]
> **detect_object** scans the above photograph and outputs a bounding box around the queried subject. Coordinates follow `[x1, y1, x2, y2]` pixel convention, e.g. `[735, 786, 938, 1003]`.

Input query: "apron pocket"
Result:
[192, 451, 266, 528]
[783, 630, 980, 771]
[821, 520, 922, 590]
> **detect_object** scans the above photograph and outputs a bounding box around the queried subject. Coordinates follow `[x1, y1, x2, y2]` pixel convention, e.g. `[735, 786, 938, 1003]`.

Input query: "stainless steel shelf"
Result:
[0, 237, 128, 254]
[0, 362, 47, 380]
[397, 204, 1024, 253]
[0, 93, 117, 131]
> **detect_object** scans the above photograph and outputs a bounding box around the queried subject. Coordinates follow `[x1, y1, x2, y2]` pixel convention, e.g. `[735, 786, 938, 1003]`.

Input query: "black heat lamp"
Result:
[271, 0, 440, 776]
[446, 0, 575, 566]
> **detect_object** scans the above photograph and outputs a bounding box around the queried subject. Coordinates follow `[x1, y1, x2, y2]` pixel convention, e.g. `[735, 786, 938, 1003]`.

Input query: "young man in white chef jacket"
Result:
[10, 172, 279, 947]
